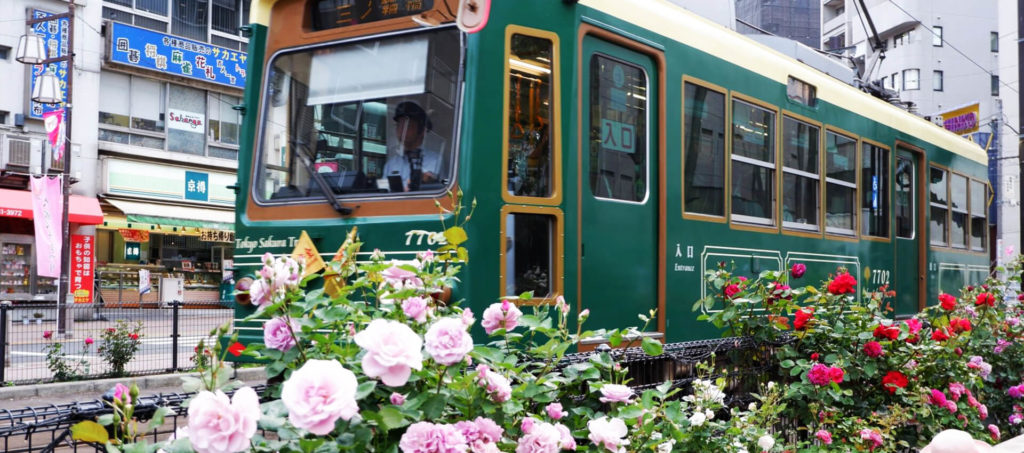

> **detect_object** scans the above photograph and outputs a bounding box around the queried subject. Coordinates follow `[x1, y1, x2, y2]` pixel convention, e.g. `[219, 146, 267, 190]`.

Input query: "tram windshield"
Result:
[256, 28, 461, 202]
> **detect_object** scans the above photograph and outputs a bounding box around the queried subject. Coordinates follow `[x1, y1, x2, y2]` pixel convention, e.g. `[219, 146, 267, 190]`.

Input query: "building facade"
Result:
[822, 0, 1004, 257]
[0, 0, 247, 305]
[736, 0, 821, 49]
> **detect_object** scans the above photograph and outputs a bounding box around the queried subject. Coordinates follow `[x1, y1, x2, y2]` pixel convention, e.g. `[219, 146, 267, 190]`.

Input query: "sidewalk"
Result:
[0, 366, 266, 410]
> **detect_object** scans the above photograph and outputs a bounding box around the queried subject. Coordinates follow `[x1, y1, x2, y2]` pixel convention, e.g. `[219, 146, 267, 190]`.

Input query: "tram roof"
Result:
[580, 0, 988, 165]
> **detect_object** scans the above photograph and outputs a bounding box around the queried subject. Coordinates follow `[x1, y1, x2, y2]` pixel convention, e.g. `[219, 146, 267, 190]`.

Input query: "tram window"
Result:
[950, 174, 968, 248]
[255, 29, 461, 202]
[507, 34, 554, 198]
[970, 179, 987, 251]
[505, 213, 553, 297]
[929, 166, 949, 246]
[781, 117, 819, 230]
[825, 132, 856, 235]
[683, 82, 725, 216]
[895, 156, 914, 238]
[589, 55, 648, 202]
[861, 143, 889, 238]
[731, 100, 776, 225]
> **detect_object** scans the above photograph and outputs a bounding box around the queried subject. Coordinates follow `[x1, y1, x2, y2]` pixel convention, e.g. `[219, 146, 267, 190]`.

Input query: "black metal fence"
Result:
[0, 302, 234, 384]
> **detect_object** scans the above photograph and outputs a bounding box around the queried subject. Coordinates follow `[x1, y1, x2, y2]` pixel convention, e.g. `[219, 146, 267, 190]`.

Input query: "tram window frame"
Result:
[969, 179, 988, 252]
[499, 206, 564, 304]
[588, 54, 649, 203]
[780, 114, 820, 232]
[682, 78, 727, 219]
[949, 172, 969, 249]
[895, 155, 915, 239]
[824, 130, 857, 237]
[730, 96, 778, 227]
[929, 165, 950, 247]
[503, 27, 561, 206]
[860, 141, 890, 239]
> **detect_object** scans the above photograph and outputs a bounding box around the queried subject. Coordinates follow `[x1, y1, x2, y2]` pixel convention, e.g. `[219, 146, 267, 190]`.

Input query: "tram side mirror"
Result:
[457, 0, 490, 34]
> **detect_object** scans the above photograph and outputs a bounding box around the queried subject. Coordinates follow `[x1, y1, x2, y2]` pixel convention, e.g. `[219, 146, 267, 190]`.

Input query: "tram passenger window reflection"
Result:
[683, 83, 725, 216]
[731, 100, 775, 225]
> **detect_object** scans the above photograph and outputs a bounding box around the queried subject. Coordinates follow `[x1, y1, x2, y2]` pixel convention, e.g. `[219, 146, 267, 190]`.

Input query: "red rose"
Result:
[42, 331, 53, 340]
[827, 272, 857, 295]
[130, 333, 139, 341]
[932, 328, 950, 342]
[107, 328, 117, 333]
[794, 308, 814, 330]
[829, 366, 845, 384]
[790, 263, 806, 279]
[724, 284, 741, 299]
[873, 324, 900, 340]
[769, 315, 790, 330]
[862, 341, 883, 358]
[882, 371, 908, 394]
[975, 293, 995, 307]
[811, 352, 820, 361]
[939, 293, 957, 311]
[84, 337, 94, 345]
[950, 317, 972, 334]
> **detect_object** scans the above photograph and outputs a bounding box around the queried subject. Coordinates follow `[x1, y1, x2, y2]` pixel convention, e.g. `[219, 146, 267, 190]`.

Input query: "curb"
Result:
[0, 367, 267, 401]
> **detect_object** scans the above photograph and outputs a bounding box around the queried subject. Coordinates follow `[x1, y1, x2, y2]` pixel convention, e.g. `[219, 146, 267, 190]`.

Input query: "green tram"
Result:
[230, 0, 991, 348]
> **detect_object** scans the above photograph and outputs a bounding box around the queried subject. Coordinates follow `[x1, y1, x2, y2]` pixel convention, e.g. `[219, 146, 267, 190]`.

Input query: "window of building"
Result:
[861, 143, 889, 238]
[825, 131, 856, 235]
[105, 0, 249, 44]
[786, 76, 817, 107]
[167, 84, 208, 156]
[506, 33, 555, 200]
[589, 55, 648, 202]
[970, 179, 987, 251]
[683, 82, 726, 216]
[0, 111, 8, 125]
[881, 76, 887, 88]
[0, 45, 10, 60]
[992, 75, 1000, 96]
[102, 6, 168, 32]
[992, 31, 999, 52]
[731, 100, 776, 225]
[903, 69, 920, 91]
[212, 0, 241, 34]
[929, 166, 949, 246]
[933, 26, 943, 46]
[891, 73, 899, 91]
[782, 117, 819, 231]
[208, 92, 241, 158]
[895, 156, 915, 239]
[172, 0, 209, 41]
[933, 70, 943, 92]
[950, 173, 968, 248]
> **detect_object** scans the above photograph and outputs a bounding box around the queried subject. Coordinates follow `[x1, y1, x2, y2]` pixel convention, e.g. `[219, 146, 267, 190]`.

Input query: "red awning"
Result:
[0, 188, 103, 225]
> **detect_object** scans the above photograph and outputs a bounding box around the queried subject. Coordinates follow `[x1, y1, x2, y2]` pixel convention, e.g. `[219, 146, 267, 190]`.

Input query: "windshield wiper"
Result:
[292, 138, 353, 216]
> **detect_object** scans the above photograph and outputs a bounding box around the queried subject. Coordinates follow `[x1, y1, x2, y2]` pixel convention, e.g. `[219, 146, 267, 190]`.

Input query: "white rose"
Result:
[758, 434, 775, 451]
[748, 402, 757, 411]
[705, 409, 715, 420]
[688, 411, 707, 427]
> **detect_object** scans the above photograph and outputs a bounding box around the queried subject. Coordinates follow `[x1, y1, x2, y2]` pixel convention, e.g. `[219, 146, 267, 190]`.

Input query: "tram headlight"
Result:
[234, 277, 254, 306]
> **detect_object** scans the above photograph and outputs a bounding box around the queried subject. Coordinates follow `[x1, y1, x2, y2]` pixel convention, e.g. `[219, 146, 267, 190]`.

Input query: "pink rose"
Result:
[790, 263, 806, 279]
[859, 429, 883, 449]
[281, 360, 359, 435]
[587, 417, 627, 452]
[391, 393, 406, 406]
[943, 400, 958, 413]
[815, 430, 833, 445]
[476, 365, 512, 403]
[354, 319, 424, 386]
[481, 300, 524, 335]
[521, 418, 536, 434]
[381, 265, 424, 293]
[948, 383, 965, 401]
[598, 384, 633, 404]
[517, 420, 567, 453]
[980, 404, 989, 420]
[456, 417, 504, 449]
[113, 383, 131, 404]
[425, 317, 474, 366]
[249, 278, 271, 307]
[555, 424, 576, 451]
[400, 421, 468, 453]
[555, 296, 569, 315]
[84, 337, 94, 345]
[403, 297, 431, 323]
[545, 403, 565, 420]
[807, 363, 832, 386]
[989, 424, 1001, 442]
[462, 308, 475, 327]
[263, 316, 300, 351]
[862, 341, 883, 358]
[187, 386, 260, 453]
[929, 389, 948, 407]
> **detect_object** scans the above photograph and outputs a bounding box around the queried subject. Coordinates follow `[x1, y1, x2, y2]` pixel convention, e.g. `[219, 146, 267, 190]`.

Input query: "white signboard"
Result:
[166, 108, 206, 133]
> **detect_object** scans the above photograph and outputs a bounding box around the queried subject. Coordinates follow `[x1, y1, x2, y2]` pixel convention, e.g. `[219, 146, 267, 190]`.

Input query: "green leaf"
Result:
[780, 359, 794, 368]
[355, 381, 377, 400]
[97, 414, 115, 426]
[609, 330, 623, 348]
[71, 421, 109, 444]
[379, 406, 411, 431]
[641, 336, 663, 356]
[149, 406, 171, 429]
[444, 226, 468, 245]
[421, 394, 447, 419]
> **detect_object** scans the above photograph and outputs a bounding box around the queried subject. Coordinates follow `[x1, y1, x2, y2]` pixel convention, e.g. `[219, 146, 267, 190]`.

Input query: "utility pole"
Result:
[1018, 0, 1024, 261]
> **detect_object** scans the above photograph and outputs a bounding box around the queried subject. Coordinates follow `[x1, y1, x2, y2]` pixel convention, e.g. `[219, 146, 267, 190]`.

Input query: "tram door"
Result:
[579, 35, 659, 331]
[894, 149, 922, 312]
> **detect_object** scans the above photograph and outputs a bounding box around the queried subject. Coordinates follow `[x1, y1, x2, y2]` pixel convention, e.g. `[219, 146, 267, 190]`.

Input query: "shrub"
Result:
[43, 331, 92, 381]
[97, 320, 143, 377]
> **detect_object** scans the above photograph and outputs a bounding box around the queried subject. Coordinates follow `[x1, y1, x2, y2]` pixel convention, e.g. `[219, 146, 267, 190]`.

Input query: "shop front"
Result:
[97, 158, 236, 306]
[0, 188, 103, 303]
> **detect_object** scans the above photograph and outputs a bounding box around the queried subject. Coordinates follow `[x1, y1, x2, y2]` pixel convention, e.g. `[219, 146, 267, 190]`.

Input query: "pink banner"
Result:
[29, 176, 63, 278]
[42, 109, 65, 162]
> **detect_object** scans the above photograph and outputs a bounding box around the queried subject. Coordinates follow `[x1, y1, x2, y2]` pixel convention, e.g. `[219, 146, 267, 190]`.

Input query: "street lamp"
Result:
[16, 3, 76, 336]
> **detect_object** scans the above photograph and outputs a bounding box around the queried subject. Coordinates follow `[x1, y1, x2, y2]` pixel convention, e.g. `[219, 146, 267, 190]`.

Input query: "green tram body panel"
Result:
[229, 0, 990, 354]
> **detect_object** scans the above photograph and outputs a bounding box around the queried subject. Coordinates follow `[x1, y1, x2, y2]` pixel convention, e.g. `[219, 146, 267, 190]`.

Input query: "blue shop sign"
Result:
[29, 9, 70, 120]
[108, 22, 246, 89]
[185, 171, 210, 202]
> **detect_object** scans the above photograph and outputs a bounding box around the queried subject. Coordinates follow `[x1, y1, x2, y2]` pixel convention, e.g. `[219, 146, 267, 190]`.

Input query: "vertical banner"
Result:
[28, 9, 69, 120]
[43, 108, 66, 161]
[139, 269, 152, 295]
[29, 176, 63, 278]
[71, 234, 94, 303]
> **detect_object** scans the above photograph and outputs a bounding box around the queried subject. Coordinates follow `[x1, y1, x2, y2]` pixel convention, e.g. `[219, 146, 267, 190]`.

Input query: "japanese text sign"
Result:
[29, 9, 69, 120]
[184, 171, 210, 202]
[108, 22, 247, 89]
[71, 234, 94, 303]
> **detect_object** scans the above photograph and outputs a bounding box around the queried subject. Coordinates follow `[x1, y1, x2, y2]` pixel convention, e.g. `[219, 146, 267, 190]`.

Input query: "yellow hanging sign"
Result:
[291, 231, 326, 277]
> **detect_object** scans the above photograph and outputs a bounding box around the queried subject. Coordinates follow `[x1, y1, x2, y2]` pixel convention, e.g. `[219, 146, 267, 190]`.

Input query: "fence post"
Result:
[0, 301, 10, 383]
[171, 300, 180, 372]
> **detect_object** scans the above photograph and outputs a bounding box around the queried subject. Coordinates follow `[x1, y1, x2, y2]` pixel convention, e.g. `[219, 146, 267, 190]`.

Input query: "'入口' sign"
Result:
[108, 22, 247, 89]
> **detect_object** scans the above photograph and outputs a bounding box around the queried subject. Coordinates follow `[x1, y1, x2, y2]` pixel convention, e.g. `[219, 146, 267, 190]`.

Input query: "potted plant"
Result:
[33, 312, 43, 324]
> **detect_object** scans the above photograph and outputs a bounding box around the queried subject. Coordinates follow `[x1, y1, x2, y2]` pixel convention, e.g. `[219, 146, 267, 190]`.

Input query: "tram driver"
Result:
[383, 101, 441, 192]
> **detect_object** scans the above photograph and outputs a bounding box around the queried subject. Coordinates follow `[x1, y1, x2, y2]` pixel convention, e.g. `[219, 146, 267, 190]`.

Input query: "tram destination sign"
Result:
[312, 0, 435, 30]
